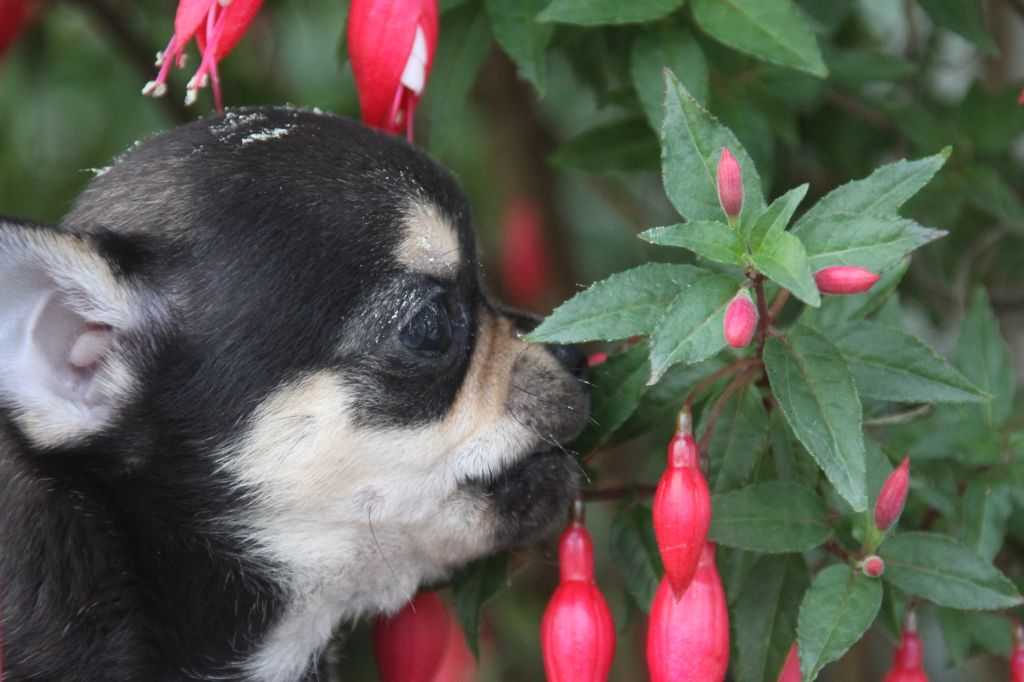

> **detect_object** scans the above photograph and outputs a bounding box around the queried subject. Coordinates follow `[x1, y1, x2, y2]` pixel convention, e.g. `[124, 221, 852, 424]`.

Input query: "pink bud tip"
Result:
[861, 555, 885, 578]
[778, 643, 801, 682]
[717, 148, 744, 218]
[587, 352, 608, 368]
[875, 457, 910, 532]
[814, 266, 880, 295]
[724, 291, 758, 348]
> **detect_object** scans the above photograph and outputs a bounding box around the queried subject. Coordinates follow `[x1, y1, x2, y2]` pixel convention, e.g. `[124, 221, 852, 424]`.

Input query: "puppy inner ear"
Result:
[0, 220, 140, 447]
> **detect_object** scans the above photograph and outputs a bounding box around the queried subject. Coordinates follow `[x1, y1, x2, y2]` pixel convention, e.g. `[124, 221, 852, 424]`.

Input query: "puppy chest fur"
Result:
[0, 107, 587, 681]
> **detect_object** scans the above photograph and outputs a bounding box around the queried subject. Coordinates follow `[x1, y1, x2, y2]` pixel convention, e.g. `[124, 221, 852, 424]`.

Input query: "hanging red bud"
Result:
[1011, 621, 1024, 682]
[541, 521, 616, 682]
[875, 457, 910, 532]
[374, 591, 451, 682]
[348, 0, 438, 140]
[813, 266, 880, 295]
[587, 352, 608, 368]
[647, 543, 730, 682]
[0, 0, 34, 58]
[716, 148, 743, 218]
[653, 428, 711, 599]
[431, 613, 477, 682]
[861, 555, 885, 578]
[724, 290, 758, 349]
[500, 198, 553, 309]
[882, 625, 929, 682]
[777, 643, 800, 682]
[143, 0, 264, 110]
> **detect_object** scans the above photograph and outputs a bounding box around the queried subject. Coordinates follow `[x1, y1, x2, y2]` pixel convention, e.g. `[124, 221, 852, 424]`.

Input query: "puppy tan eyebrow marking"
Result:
[395, 200, 460, 278]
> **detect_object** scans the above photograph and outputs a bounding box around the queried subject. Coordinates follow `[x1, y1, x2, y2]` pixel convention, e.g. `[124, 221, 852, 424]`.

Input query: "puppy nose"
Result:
[546, 343, 588, 379]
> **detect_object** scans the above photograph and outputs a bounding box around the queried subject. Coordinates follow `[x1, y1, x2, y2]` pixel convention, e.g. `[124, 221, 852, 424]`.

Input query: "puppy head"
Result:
[0, 108, 587, 614]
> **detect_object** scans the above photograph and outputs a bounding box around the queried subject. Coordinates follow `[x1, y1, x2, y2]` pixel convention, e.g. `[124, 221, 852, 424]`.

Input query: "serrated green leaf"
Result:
[648, 272, 739, 382]
[750, 230, 820, 306]
[917, 0, 997, 53]
[764, 328, 866, 510]
[640, 221, 746, 266]
[879, 532, 1022, 609]
[734, 554, 810, 682]
[792, 214, 944, 273]
[609, 504, 662, 611]
[484, 0, 553, 93]
[939, 608, 1014, 667]
[661, 70, 765, 225]
[797, 565, 882, 681]
[954, 289, 1015, 428]
[831, 320, 988, 404]
[747, 184, 808, 247]
[707, 383, 770, 492]
[573, 341, 650, 453]
[960, 479, 1013, 562]
[451, 553, 508, 656]
[551, 117, 660, 173]
[538, 0, 685, 25]
[526, 263, 708, 344]
[795, 150, 950, 227]
[426, 4, 493, 155]
[690, 0, 827, 77]
[709, 482, 831, 552]
[631, 23, 708, 130]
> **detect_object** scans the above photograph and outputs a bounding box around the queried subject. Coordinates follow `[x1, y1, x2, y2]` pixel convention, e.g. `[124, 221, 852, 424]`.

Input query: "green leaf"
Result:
[690, 0, 827, 77]
[661, 70, 765, 225]
[750, 230, 820, 307]
[795, 150, 950, 228]
[764, 327, 866, 510]
[573, 341, 650, 453]
[879, 532, 1023, 609]
[733, 554, 810, 682]
[709, 482, 831, 552]
[538, 0, 685, 25]
[648, 272, 739, 383]
[630, 23, 708, 130]
[616, 358, 727, 442]
[608, 504, 662, 611]
[954, 289, 1015, 428]
[640, 221, 746, 266]
[551, 117, 660, 173]
[960, 479, 1013, 562]
[939, 608, 1014, 667]
[526, 263, 708, 344]
[792, 214, 944, 273]
[831, 320, 988, 404]
[426, 4, 493, 155]
[747, 184, 808, 247]
[706, 383, 770, 493]
[797, 565, 882, 681]
[484, 0, 553, 93]
[451, 553, 508, 656]
[917, 0, 997, 54]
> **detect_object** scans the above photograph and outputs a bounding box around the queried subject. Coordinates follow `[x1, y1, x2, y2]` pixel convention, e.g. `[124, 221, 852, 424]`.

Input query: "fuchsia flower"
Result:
[723, 290, 757, 349]
[348, 0, 439, 140]
[143, 0, 264, 110]
[814, 265, 880, 295]
[777, 643, 800, 682]
[373, 591, 452, 682]
[0, 0, 34, 58]
[875, 456, 910, 532]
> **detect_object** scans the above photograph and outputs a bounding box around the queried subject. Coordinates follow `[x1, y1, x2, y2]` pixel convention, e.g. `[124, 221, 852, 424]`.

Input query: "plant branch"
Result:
[768, 288, 790, 322]
[683, 358, 761, 411]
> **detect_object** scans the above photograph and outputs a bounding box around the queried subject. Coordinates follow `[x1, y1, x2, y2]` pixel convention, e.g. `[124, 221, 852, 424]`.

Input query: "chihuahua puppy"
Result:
[0, 107, 588, 681]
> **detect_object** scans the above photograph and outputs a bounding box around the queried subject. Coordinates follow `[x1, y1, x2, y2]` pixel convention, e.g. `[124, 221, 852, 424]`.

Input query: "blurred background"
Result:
[1, 0, 1022, 679]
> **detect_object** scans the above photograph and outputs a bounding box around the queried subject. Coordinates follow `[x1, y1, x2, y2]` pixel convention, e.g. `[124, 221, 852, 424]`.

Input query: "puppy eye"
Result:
[400, 296, 451, 356]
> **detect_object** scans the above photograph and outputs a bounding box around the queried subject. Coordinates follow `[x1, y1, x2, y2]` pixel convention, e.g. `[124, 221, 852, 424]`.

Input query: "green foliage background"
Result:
[2, 0, 1023, 680]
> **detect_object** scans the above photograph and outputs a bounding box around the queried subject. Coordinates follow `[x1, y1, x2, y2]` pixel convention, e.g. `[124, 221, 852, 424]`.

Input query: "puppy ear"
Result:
[0, 218, 151, 448]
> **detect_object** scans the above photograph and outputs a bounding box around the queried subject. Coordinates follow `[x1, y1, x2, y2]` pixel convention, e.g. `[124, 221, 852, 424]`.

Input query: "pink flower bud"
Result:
[348, 0, 439, 140]
[653, 433, 711, 599]
[373, 591, 452, 682]
[716, 148, 743, 218]
[874, 457, 910, 532]
[861, 555, 885, 578]
[541, 521, 616, 682]
[813, 266, 880, 295]
[777, 643, 800, 682]
[587, 352, 608, 368]
[723, 290, 758, 349]
[143, 0, 264, 110]
[882, 627, 929, 682]
[0, 0, 34, 58]
[647, 543, 730, 682]
[1011, 621, 1024, 682]
[500, 198, 553, 309]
